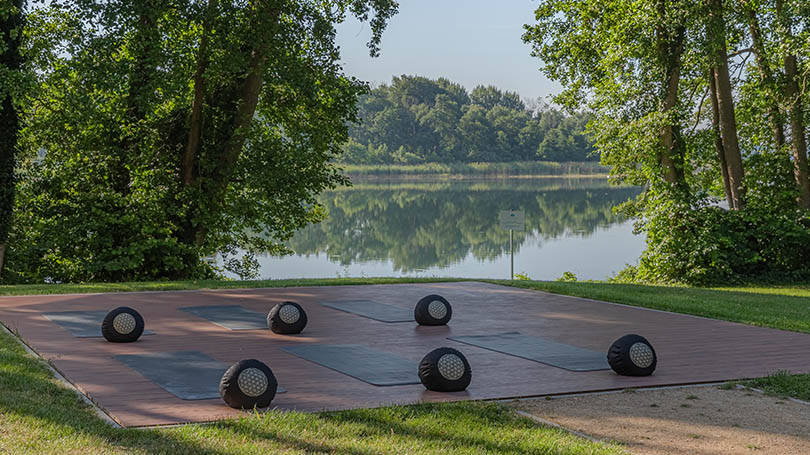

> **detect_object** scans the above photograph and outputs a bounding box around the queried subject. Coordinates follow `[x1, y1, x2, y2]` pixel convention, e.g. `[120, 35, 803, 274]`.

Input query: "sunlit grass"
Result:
[490, 280, 810, 334]
[744, 371, 810, 402]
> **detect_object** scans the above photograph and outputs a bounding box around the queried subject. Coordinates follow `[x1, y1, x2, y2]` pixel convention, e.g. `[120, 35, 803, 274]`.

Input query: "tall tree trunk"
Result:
[656, 1, 688, 190]
[708, 0, 745, 210]
[183, 0, 217, 186]
[0, 0, 23, 281]
[190, 2, 282, 247]
[0, 243, 5, 280]
[743, 3, 785, 148]
[776, 0, 810, 209]
[785, 55, 810, 209]
[119, 2, 161, 195]
[709, 68, 734, 207]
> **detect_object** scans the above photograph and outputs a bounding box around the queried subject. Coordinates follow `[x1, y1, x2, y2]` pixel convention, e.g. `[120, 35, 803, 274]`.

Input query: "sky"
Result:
[335, 0, 562, 103]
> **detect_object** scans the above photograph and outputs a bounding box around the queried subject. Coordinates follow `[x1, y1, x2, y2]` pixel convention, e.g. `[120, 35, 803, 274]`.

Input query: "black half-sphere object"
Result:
[220, 359, 278, 409]
[101, 306, 145, 342]
[606, 334, 657, 376]
[267, 301, 308, 334]
[418, 347, 471, 392]
[414, 294, 452, 326]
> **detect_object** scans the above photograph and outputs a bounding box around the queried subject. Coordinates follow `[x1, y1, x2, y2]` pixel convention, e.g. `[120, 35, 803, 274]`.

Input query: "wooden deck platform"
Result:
[2, 281, 809, 427]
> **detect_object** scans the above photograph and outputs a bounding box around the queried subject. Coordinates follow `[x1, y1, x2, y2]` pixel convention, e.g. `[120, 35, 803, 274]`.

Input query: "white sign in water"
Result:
[499, 210, 525, 231]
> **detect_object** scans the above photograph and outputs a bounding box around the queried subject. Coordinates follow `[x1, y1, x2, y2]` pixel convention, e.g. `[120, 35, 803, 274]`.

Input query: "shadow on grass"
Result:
[215, 402, 613, 455]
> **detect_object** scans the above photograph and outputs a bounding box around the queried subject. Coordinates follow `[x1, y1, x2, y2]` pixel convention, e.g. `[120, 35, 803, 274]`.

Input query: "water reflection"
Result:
[279, 178, 642, 275]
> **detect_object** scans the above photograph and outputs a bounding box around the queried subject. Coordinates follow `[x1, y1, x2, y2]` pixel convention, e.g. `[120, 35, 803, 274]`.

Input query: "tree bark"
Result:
[784, 54, 810, 209]
[183, 0, 217, 186]
[656, 0, 688, 190]
[776, 0, 810, 209]
[0, 0, 23, 282]
[708, 0, 745, 210]
[191, 2, 282, 247]
[709, 68, 734, 207]
[743, 4, 785, 148]
[118, 5, 159, 194]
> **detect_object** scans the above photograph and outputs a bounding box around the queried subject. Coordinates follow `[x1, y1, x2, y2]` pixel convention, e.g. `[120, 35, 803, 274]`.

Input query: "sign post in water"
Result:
[499, 210, 525, 280]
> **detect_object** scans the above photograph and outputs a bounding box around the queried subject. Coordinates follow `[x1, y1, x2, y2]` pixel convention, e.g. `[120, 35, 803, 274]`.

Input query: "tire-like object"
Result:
[267, 301, 307, 334]
[220, 359, 278, 409]
[414, 295, 452, 326]
[101, 307, 145, 343]
[419, 347, 471, 392]
[607, 334, 657, 376]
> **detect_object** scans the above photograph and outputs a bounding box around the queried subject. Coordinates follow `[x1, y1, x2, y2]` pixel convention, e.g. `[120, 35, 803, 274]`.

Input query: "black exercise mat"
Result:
[43, 310, 154, 338]
[319, 300, 413, 323]
[179, 305, 267, 330]
[115, 350, 285, 400]
[281, 344, 419, 386]
[448, 332, 610, 371]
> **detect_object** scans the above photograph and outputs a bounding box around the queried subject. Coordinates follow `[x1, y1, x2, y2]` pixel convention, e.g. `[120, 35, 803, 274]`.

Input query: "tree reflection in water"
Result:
[287, 178, 642, 272]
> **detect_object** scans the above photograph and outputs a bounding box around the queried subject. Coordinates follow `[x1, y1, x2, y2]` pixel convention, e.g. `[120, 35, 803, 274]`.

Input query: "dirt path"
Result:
[511, 385, 810, 455]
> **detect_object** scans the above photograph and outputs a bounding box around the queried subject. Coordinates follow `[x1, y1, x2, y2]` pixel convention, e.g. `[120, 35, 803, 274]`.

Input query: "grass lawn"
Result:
[488, 280, 810, 334]
[0, 326, 623, 455]
[2, 277, 810, 453]
[0, 277, 467, 297]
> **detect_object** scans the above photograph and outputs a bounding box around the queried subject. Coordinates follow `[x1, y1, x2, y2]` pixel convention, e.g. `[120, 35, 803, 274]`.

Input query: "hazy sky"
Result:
[335, 0, 561, 102]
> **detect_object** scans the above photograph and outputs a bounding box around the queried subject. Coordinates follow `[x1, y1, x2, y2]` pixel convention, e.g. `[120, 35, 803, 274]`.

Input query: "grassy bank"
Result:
[340, 161, 608, 177]
[0, 324, 622, 455]
[488, 280, 810, 334]
[743, 372, 810, 402]
[0, 277, 466, 297]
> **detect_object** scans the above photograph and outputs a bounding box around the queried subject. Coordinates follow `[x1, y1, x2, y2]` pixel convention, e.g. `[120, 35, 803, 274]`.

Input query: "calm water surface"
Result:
[236, 177, 645, 281]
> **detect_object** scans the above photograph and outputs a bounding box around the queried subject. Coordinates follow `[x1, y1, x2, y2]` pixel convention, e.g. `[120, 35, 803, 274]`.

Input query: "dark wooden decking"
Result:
[2, 281, 809, 427]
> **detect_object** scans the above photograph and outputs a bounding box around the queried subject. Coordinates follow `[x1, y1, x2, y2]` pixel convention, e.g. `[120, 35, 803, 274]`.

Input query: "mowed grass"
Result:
[0, 329, 624, 455]
[0, 277, 468, 297]
[489, 280, 810, 334]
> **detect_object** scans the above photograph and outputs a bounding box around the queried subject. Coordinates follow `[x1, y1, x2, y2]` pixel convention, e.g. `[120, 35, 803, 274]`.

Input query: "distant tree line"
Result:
[341, 75, 595, 164]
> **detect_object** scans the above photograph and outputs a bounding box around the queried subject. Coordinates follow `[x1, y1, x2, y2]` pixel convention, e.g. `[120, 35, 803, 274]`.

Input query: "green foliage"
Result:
[341, 160, 607, 176]
[608, 264, 639, 284]
[7, 0, 397, 283]
[556, 271, 578, 282]
[513, 272, 531, 281]
[524, 0, 810, 285]
[637, 204, 810, 285]
[342, 75, 596, 164]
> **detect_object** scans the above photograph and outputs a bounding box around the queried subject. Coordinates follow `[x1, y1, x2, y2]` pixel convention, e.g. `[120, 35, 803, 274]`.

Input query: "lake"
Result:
[231, 177, 645, 281]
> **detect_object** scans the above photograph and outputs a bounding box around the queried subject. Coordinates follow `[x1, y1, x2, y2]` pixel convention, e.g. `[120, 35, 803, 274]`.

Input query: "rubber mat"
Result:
[449, 332, 610, 371]
[115, 350, 285, 399]
[319, 300, 413, 323]
[282, 344, 419, 386]
[43, 310, 154, 338]
[179, 305, 267, 330]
